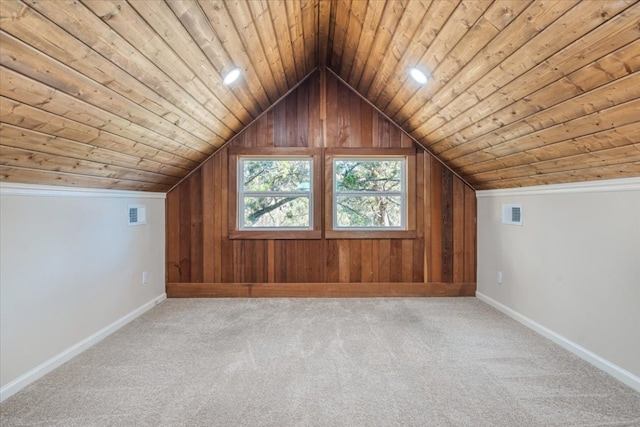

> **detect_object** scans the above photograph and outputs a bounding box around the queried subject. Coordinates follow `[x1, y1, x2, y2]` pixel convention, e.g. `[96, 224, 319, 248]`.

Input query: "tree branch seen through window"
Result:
[334, 159, 406, 229]
[239, 158, 313, 229]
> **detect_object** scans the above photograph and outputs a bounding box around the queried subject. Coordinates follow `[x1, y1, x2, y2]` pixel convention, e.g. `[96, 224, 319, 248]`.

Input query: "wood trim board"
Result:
[167, 282, 476, 298]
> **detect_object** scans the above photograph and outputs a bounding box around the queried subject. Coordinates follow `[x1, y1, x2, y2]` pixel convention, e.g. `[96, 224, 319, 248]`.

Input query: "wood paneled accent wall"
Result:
[166, 69, 476, 297]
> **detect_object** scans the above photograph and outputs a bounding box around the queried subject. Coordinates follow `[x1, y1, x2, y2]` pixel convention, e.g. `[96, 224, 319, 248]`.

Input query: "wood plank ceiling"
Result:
[1, 0, 638, 191]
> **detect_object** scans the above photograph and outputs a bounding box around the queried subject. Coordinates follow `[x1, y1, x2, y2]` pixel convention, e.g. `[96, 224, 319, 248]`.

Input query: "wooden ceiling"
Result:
[1, 0, 638, 191]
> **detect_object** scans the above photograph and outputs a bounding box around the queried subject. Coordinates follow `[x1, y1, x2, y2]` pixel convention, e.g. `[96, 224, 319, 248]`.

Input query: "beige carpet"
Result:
[1, 298, 639, 426]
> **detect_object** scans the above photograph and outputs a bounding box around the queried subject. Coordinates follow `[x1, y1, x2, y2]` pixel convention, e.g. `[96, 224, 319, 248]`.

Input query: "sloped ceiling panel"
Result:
[0, 0, 317, 191]
[326, 0, 640, 189]
[1, 0, 639, 191]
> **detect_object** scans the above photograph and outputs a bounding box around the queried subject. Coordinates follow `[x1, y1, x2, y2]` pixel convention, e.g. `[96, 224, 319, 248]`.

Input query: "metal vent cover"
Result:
[128, 204, 146, 226]
[502, 204, 522, 226]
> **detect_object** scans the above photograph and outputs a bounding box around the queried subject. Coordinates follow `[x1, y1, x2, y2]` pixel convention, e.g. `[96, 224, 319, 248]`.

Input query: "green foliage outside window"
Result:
[334, 159, 405, 228]
[240, 159, 312, 228]
[238, 156, 406, 231]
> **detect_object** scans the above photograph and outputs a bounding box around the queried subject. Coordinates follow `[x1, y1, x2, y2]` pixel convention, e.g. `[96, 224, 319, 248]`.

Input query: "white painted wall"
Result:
[476, 178, 640, 385]
[0, 184, 166, 399]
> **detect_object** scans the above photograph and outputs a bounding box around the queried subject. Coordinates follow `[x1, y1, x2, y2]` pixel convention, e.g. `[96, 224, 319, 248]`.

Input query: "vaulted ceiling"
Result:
[1, 0, 638, 191]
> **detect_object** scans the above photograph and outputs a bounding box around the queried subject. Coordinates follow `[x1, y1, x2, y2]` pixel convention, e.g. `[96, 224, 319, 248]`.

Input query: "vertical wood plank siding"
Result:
[166, 70, 476, 297]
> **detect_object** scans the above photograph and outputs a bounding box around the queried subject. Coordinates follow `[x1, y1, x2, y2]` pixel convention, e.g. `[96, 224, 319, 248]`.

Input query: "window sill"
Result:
[324, 230, 417, 239]
[229, 230, 322, 240]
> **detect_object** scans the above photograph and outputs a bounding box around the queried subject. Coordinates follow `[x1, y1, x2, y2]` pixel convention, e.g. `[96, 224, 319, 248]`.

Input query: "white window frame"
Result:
[332, 156, 407, 230]
[237, 156, 314, 230]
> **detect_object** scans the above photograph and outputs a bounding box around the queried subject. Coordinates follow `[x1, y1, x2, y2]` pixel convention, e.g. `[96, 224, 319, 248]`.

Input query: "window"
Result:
[229, 148, 322, 239]
[325, 148, 416, 239]
[238, 157, 313, 229]
[229, 147, 414, 239]
[333, 158, 406, 229]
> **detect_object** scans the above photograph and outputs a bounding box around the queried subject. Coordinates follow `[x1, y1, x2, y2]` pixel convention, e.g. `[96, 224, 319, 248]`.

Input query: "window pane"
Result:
[243, 196, 310, 228]
[335, 160, 402, 192]
[243, 160, 311, 192]
[336, 196, 402, 228]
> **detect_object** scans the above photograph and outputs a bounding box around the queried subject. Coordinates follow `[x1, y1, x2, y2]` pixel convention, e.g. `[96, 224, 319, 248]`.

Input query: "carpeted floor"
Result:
[1, 298, 639, 426]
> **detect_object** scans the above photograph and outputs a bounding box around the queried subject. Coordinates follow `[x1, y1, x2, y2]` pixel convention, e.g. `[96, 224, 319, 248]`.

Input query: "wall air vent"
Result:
[128, 204, 146, 226]
[502, 204, 522, 226]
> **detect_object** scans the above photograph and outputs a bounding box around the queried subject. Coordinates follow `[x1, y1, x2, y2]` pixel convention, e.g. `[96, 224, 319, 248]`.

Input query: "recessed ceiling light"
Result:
[409, 67, 428, 85]
[223, 68, 241, 85]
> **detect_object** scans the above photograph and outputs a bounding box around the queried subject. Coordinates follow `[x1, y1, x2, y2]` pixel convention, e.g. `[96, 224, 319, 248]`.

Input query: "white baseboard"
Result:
[476, 292, 640, 393]
[0, 293, 167, 403]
